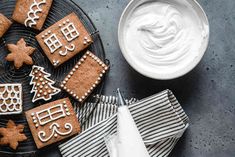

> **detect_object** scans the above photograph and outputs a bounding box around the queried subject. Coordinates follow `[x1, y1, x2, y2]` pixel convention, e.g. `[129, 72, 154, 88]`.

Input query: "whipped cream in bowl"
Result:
[118, 0, 209, 80]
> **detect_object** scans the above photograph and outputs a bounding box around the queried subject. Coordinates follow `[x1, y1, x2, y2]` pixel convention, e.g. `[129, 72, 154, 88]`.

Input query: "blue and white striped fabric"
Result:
[59, 90, 189, 157]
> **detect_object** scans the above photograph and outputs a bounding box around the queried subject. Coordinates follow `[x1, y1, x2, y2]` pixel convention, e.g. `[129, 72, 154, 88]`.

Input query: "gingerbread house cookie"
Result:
[25, 98, 80, 149]
[0, 13, 12, 38]
[12, 0, 53, 30]
[60, 51, 109, 102]
[36, 12, 93, 67]
[0, 84, 22, 115]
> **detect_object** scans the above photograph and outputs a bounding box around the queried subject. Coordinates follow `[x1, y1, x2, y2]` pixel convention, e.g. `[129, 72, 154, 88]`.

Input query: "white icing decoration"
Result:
[59, 44, 76, 56]
[38, 122, 73, 142]
[53, 60, 60, 66]
[30, 65, 61, 103]
[83, 36, 91, 45]
[0, 84, 22, 115]
[61, 22, 79, 42]
[44, 34, 62, 53]
[32, 101, 71, 130]
[24, 0, 46, 27]
[36, 104, 66, 126]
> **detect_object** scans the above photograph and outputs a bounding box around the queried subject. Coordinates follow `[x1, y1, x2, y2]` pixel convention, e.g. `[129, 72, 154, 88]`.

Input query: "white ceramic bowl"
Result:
[118, 0, 209, 80]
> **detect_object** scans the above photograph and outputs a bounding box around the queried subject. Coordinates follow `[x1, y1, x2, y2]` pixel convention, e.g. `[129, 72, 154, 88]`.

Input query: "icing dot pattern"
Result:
[60, 51, 109, 102]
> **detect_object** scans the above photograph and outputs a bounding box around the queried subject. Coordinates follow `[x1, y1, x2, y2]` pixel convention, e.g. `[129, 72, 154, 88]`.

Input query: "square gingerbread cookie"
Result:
[25, 98, 80, 149]
[0, 13, 12, 38]
[0, 84, 22, 115]
[36, 12, 93, 67]
[12, 0, 53, 30]
[60, 51, 109, 102]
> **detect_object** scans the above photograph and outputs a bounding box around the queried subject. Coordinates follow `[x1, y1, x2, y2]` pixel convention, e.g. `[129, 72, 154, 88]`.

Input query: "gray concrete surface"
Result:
[74, 0, 235, 157]
[39, 0, 235, 156]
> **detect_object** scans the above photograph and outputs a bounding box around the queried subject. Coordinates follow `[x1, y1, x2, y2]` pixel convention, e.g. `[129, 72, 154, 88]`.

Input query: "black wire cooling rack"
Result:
[0, 0, 107, 156]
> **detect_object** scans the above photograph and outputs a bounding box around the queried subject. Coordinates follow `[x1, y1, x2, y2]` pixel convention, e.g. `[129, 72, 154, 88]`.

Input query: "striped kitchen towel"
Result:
[59, 89, 189, 157]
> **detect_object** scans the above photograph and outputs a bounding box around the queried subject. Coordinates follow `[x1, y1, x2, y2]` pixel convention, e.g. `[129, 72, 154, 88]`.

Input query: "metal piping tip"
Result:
[116, 88, 127, 107]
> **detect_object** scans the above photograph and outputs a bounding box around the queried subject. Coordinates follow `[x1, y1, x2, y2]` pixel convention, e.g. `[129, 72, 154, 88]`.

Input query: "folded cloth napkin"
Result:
[59, 89, 189, 157]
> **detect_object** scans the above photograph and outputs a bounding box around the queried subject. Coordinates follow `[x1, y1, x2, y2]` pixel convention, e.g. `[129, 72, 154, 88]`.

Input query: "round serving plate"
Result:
[0, 0, 106, 155]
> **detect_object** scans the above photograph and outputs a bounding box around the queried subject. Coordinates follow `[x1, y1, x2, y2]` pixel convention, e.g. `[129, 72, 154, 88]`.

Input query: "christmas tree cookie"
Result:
[0, 13, 12, 38]
[12, 0, 53, 30]
[61, 51, 109, 102]
[25, 98, 80, 149]
[30, 65, 60, 103]
[36, 12, 93, 67]
[0, 84, 22, 115]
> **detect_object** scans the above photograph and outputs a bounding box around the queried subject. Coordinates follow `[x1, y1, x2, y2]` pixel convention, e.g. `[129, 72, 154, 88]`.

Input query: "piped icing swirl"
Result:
[136, 5, 191, 65]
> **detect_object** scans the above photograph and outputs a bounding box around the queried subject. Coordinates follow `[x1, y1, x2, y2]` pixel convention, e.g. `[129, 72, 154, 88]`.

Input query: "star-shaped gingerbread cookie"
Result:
[0, 120, 27, 150]
[6, 38, 35, 69]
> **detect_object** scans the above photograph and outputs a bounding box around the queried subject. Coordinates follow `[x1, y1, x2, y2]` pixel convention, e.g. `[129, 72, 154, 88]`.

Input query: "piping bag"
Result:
[105, 89, 150, 157]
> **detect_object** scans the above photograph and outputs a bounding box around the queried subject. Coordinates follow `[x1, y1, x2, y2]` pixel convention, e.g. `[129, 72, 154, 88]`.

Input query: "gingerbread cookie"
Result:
[0, 13, 12, 38]
[36, 12, 93, 67]
[6, 38, 35, 69]
[0, 84, 22, 115]
[60, 51, 109, 102]
[0, 120, 27, 150]
[30, 65, 60, 103]
[25, 98, 80, 149]
[12, 0, 53, 30]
